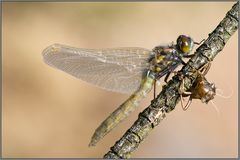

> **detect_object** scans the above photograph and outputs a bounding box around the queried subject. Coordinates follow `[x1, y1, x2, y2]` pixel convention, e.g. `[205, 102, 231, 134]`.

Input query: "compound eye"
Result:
[177, 35, 193, 54]
[181, 40, 190, 53]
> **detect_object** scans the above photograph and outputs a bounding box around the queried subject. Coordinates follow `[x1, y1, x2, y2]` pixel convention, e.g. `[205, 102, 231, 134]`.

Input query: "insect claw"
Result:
[194, 39, 205, 45]
[180, 94, 185, 110]
[182, 97, 192, 111]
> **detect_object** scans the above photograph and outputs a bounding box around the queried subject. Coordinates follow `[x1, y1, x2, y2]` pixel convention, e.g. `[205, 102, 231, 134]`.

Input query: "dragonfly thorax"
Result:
[148, 35, 195, 80]
[149, 45, 181, 80]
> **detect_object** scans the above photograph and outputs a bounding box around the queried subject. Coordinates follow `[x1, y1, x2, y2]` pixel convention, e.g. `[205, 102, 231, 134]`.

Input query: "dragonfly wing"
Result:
[42, 44, 152, 94]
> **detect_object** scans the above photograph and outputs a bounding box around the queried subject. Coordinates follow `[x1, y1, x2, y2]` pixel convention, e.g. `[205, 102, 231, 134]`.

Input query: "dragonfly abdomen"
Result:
[89, 74, 155, 147]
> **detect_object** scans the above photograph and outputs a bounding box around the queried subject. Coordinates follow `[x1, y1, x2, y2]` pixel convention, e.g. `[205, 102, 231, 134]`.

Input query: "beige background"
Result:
[3, 2, 238, 158]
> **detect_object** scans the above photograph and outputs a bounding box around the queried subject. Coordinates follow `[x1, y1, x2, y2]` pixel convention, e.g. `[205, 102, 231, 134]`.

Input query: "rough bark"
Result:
[104, 2, 238, 159]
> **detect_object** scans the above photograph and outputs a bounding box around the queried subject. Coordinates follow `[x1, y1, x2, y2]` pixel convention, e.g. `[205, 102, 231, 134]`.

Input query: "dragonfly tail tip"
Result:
[88, 138, 97, 147]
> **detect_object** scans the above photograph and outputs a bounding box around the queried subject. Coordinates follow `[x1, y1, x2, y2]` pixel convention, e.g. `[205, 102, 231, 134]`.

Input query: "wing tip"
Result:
[42, 43, 62, 56]
[42, 43, 63, 65]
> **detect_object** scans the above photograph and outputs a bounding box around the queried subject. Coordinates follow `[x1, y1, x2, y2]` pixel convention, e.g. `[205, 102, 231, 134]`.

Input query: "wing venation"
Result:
[42, 43, 152, 94]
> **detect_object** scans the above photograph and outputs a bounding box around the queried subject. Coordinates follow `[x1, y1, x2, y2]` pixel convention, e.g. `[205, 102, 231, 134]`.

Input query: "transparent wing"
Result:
[42, 43, 152, 94]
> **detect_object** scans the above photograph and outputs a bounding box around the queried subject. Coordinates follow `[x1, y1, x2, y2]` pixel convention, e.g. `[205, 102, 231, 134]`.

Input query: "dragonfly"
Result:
[42, 35, 201, 146]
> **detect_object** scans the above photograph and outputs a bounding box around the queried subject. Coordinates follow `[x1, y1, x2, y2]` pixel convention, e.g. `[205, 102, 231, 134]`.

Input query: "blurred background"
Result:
[2, 2, 237, 158]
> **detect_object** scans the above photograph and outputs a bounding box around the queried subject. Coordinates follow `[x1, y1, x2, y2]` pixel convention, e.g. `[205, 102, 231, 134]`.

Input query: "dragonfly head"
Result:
[176, 35, 194, 54]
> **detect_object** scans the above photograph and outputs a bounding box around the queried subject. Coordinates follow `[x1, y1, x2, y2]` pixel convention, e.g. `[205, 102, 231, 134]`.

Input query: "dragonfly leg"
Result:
[179, 57, 187, 65]
[182, 96, 193, 111]
[164, 72, 171, 83]
[183, 54, 195, 58]
[153, 81, 156, 99]
[164, 70, 179, 83]
[194, 39, 205, 45]
[198, 62, 211, 76]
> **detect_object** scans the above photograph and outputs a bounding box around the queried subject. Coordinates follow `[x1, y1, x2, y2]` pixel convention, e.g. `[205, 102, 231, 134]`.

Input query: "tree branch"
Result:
[103, 2, 239, 159]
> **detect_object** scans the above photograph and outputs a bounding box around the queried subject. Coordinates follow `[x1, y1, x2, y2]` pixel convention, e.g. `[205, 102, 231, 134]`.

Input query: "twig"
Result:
[103, 2, 239, 158]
